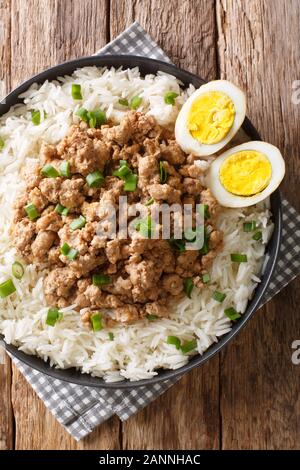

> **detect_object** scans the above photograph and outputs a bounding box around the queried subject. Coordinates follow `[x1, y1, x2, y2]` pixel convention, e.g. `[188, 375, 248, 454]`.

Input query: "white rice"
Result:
[0, 66, 273, 381]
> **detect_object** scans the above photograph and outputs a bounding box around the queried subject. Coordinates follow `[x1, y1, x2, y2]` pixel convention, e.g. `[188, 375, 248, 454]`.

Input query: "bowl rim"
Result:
[0, 55, 283, 388]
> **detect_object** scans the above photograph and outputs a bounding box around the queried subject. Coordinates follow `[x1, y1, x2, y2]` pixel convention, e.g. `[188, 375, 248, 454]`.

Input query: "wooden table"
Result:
[0, 0, 299, 450]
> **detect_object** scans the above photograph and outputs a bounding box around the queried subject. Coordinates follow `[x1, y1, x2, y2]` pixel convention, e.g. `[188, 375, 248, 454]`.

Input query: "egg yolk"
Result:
[187, 91, 235, 144]
[219, 150, 272, 196]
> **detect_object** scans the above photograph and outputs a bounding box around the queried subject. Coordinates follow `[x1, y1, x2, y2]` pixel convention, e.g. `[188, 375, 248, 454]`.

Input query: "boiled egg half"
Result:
[207, 141, 285, 207]
[175, 80, 246, 156]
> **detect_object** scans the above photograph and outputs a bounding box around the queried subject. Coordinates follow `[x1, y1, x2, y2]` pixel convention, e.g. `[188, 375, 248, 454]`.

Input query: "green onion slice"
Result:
[70, 215, 86, 231]
[92, 274, 111, 286]
[60, 161, 71, 178]
[12, 261, 24, 280]
[124, 173, 138, 191]
[167, 335, 181, 350]
[75, 107, 88, 122]
[224, 307, 241, 321]
[212, 291, 227, 303]
[87, 110, 107, 128]
[159, 161, 168, 183]
[91, 312, 103, 331]
[136, 216, 154, 238]
[199, 203, 210, 220]
[46, 308, 62, 327]
[147, 314, 158, 321]
[24, 203, 40, 220]
[31, 110, 41, 125]
[66, 248, 79, 260]
[253, 231, 262, 241]
[41, 164, 60, 178]
[164, 91, 179, 105]
[243, 221, 256, 232]
[72, 84, 82, 100]
[108, 332, 114, 341]
[60, 242, 71, 256]
[113, 164, 131, 179]
[181, 339, 197, 354]
[202, 273, 210, 284]
[145, 197, 154, 206]
[0, 279, 16, 298]
[199, 228, 210, 255]
[130, 96, 142, 110]
[55, 204, 69, 216]
[0, 137, 5, 150]
[118, 98, 129, 107]
[183, 278, 194, 298]
[86, 170, 105, 188]
[230, 253, 248, 263]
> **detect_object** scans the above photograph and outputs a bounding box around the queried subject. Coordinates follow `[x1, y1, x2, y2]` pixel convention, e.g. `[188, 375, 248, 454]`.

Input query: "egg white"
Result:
[175, 80, 246, 157]
[206, 141, 285, 208]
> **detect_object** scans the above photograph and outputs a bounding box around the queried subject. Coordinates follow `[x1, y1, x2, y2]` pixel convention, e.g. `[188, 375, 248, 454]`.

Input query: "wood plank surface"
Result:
[0, 0, 14, 451]
[217, 0, 300, 449]
[0, 0, 299, 450]
[110, 0, 221, 450]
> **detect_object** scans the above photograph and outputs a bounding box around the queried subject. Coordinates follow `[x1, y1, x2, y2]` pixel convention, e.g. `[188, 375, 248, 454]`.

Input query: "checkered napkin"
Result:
[7, 22, 300, 441]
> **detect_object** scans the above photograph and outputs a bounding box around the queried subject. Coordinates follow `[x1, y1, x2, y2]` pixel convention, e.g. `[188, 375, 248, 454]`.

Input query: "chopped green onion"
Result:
[164, 91, 179, 105]
[183, 278, 194, 298]
[31, 110, 41, 125]
[24, 203, 40, 220]
[91, 312, 103, 332]
[46, 308, 62, 327]
[87, 110, 107, 128]
[230, 253, 248, 263]
[72, 84, 82, 100]
[0, 279, 16, 298]
[181, 339, 197, 354]
[253, 231, 262, 241]
[118, 98, 129, 107]
[70, 215, 86, 231]
[60, 161, 71, 178]
[167, 335, 181, 350]
[66, 248, 79, 260]
[86, 170, 105, 188]
[199, 203, 210, 220]
[92, 274, 111, 286]
[224, 307, 241, 321]
[202, 273, 210, 284]
[60, 242, 71, 256]
[124, 173, 138, 191]
[146, 314, 158, 321]
[0, 137, 5, 150]
[12, 261, 24, 280]
[243, 221, 256, 232]
[169, 237, 186, 253]
[55, 204, 69, 216]
[41, 164, 60, 178]
[108, 332, 114, 341]
[159, 161, 168, 183]
[212, 291, 227, 303]
[113, 164, 131, 179]
[145, 197, 154, 206]
[199, 228, 210, 255]
[136, 216, 154, 238]
[130, 96, 142, 110]
[75, 107, 88, 122]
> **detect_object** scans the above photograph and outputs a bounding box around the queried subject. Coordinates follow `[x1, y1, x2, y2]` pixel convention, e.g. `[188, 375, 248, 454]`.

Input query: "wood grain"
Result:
[0, 0, 299, 450]
[110, 0, 221, 450]
[217, 0, 300, 449]
[0, 0, 14, 451]
[8, 0, 121, 450]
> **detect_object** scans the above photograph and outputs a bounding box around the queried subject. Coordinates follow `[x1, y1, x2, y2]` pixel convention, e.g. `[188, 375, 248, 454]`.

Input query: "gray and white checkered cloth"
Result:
[8, 22, 300, 441]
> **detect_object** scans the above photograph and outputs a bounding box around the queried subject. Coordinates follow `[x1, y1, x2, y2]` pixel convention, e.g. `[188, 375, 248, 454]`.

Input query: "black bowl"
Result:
[0, 55, 282, 388]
